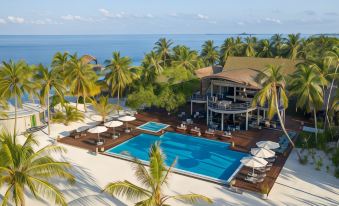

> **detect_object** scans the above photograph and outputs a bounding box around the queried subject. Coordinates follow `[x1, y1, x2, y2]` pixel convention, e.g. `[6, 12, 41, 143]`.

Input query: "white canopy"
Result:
[118, 115, 136, 122]
[88, 126, 107, 134]
[104, 121, 123, 128]
[241, 156, 268, 168]
[251, 147, 275, 158]
[256, 141, 280, 150]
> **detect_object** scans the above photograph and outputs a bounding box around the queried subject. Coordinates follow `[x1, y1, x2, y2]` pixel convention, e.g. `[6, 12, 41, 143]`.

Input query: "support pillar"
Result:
[191, 101, 193, 115]
[233, 114, 235, 122]
[234, 87, 236, 102]
[206, 108, 209, 125]
[257, 108, 260, 125]
[246, 111, 249, 130]
[221, 113, 224, 131]
[211, 82, 213, 96]
[263, 110, 266, 120]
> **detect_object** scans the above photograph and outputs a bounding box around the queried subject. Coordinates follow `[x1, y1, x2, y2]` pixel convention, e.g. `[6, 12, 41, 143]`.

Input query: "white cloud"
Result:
[146, 13, 154, 18]
[0, 18, 6, 24]
[197, 14, 208, 20]
[99, 9, 113, 17]
[60, 14, 95, 23]
[237, 22, 245, 26]
[169, 13, 178, 17]
[61, 14, 81, 21]
[98, 9, 126, 19]
[7, 16, 25, 24]
[264, 17, 282, 24]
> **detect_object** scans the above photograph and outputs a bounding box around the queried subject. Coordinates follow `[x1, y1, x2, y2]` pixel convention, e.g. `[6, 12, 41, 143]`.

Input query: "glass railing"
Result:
[191, 94, 207, 101]
[207, 98, 254, 111]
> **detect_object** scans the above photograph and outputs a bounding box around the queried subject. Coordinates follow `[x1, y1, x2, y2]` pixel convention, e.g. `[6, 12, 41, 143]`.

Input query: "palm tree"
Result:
[0, 100, 8, 118]
[234, 36, 244, 56]
[141, 51, 163, 83]
[323, 49, 339, 129]
[220, 37, 237, 66]
[290, 64, 324, 144]
[65, 53, 98, 111]
[51, 52, 69, 74]
[285, 33, 302, 60]
[271, 34, 285, 57]
[0, 60, 36, 134]
[91, 96, 120, 122]
[243, 36, 257, 57]
[252, 65, 301, 159]
[103, 142, 213, 206]
[172, 45, 203, 72]
[34, 65, 65, 136]
[52, 104, 84, 126]
[154, 38, 173, 67]
[0, 130, 75, 206]
[257, 39, 273, 58]
[105, 52, 139, 106]
[201, 40, 219, 66]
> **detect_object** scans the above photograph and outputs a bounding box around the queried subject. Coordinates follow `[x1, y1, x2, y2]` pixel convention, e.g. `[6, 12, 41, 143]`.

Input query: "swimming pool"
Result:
[136, 121, 169, 133]
[105, 132, 248, 184]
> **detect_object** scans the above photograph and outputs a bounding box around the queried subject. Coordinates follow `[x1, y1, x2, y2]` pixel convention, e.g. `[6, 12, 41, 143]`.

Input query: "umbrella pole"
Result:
[113, 127, 116, 137]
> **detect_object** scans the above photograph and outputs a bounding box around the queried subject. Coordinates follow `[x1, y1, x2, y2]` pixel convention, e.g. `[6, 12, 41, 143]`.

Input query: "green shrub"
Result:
[332, 148, 339, 167]
[315, 158, 323, 171]
[335, 167, 339, 178]
[299, 155, 308, 165]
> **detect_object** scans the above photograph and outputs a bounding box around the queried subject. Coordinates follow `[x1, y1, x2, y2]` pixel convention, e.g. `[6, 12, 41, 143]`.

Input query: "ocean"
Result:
[0, 34, 313, 66]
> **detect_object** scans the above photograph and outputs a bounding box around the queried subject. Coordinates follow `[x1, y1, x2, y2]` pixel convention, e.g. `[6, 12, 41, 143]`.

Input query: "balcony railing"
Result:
[208, 98, 254, 111]
[191, 94, 207, 101]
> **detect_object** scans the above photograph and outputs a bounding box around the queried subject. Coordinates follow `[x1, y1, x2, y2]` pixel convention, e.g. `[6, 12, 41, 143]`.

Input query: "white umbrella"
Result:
[251, 147, 275, 158]
[88, 126, 107, 140]
[104, 121, 123, 137]
[256, 141, 280, 150]
[91, 114, 103, 122]
[118, 116, 136, 131]
[241, 156, 268, 174]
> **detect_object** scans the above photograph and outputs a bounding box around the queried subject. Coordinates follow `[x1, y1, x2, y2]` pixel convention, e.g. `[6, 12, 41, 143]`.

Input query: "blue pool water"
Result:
[137, 121, 169, 133]
[106, 132, 248, 183]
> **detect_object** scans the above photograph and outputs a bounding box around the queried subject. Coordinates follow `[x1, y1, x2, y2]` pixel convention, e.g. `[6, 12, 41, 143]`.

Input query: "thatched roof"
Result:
[224, 57, 300, 74]
[80, 54, 97, 64]
[195, 57, 300, 90]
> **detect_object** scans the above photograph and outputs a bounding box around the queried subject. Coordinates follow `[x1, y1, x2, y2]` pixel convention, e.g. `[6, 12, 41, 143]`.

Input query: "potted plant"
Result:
[261, 183, 269, 200]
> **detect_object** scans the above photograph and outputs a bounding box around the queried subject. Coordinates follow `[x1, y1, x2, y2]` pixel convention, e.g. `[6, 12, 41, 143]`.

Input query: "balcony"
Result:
[191, 94, 207, 103]
[207, 98, 255, 113]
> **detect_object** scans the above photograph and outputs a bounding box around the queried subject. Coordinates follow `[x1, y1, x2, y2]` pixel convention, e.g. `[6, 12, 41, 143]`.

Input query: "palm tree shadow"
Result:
[41, 157, 127, 206]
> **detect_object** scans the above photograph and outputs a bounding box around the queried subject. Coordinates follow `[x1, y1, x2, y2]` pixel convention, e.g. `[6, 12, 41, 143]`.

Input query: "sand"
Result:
[1, 105, 338, 206]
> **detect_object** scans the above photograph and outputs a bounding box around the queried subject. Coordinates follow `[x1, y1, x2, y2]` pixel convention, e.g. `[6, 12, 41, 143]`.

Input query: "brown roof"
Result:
[196, 57, 300, 89]
[224, 56, 300, 74]
[194, 66, 223, 78]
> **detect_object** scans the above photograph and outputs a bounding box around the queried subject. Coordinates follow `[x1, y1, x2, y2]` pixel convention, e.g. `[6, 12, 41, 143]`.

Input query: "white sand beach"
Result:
[2, 106, 339, 206]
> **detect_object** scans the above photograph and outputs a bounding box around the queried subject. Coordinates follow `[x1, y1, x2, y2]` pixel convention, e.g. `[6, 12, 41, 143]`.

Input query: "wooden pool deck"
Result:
[58, 110, 301, 194]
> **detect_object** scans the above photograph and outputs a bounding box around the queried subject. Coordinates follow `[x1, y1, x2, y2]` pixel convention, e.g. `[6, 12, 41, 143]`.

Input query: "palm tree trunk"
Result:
[14, 96, 17, 135]
[324, 63, 338, 129]
[76, 82, 80, 110]
[274, 94, 301, 159]
[313, 109, 318, 145]
[47, 92, 51, 136]
[83, 93, 87, 113]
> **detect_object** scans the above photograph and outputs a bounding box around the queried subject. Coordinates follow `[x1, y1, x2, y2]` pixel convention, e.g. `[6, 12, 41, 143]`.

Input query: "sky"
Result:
[0, 0, 338, 35]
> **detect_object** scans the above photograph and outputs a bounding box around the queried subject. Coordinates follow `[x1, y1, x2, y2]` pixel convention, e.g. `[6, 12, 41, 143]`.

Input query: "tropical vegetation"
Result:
[0, 130, 75, 206]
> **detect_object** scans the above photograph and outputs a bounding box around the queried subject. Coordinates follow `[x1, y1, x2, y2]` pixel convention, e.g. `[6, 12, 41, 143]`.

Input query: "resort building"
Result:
[0, 103, 46, 134]
[191, 57, 299, 131]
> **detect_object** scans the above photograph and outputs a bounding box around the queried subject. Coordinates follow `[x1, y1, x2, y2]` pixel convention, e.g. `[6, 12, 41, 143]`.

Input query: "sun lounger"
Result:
[222, 131, 232, 138]
[255, 166, 271, 172]
[247, 171, 266, 178]
[205, 129, 215, 136]
[84, 139, 97, 145]
[244, 175, 264, 183]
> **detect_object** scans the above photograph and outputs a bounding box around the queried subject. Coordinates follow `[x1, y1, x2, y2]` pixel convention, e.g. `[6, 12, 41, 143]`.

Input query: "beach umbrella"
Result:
[91, 114, 103, 122]
[118, 115, 136, 131]
[251, 147, 275, 158]
[241, 156, 268, 174]
[104, 120, 123, 137]
[88, 126, 107, 140]
[256, 141, 280, 150]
